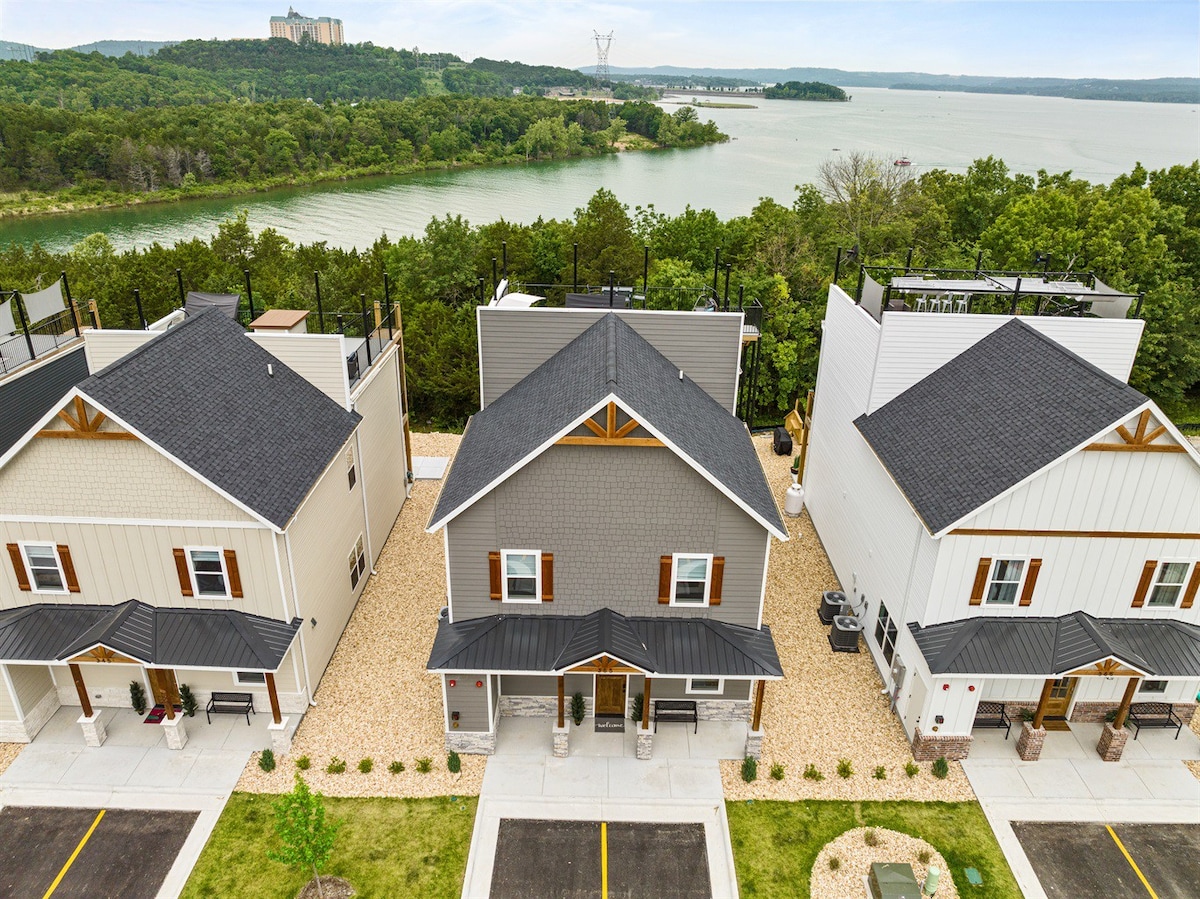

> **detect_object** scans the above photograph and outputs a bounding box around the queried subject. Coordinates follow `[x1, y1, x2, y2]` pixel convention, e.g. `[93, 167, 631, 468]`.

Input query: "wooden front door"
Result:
[149, 669, 180, 708]
[595, 675, 627, 716]
[1043, 677, 1076, 718]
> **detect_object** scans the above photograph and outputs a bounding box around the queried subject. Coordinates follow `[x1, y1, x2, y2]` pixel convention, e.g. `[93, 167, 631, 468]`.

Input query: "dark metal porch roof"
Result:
[0, 600, 302, 671]
[911, 611, 1200, 677]
[427, 608, 783, 678]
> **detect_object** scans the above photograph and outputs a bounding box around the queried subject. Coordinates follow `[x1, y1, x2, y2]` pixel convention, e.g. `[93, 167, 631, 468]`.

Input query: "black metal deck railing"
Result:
[0, 299, 88, 377]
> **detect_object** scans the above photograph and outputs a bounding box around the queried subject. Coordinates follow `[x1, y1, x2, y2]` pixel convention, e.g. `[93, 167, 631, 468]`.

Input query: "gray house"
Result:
[426, 309, 787, 758]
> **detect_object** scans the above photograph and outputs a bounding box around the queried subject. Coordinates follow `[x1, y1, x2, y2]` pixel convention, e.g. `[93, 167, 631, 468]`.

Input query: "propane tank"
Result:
[783, 483, 805, 517]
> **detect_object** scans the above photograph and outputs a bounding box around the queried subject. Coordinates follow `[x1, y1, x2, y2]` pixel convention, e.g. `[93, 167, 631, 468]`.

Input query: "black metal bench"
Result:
[1128, 702, 1182, 740]
[653, 699, 698, 733]
[206, 691, 255, 725]
[973, 701, 1012, 739]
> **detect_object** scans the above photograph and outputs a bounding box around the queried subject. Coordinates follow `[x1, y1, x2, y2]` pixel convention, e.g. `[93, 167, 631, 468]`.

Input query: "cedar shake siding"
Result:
[445, 445, 766, 627]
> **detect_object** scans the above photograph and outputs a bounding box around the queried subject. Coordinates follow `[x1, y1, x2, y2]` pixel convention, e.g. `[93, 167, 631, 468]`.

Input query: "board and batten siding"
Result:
[0, 668, 18, 719]
[246, 332, 351, 409]
[283, 437, 370, 690]
[9, 663, 54, 713]
[476, 308, 744, 412]
[0, 425, 255, 522]
[867, 312, 1145, 413]
[804, 288, 942, 638]
[445, 445, 767, 627]
[349, 344, 408, 565]
[444, 672, 491, 731]
[0, 519, 282, 618]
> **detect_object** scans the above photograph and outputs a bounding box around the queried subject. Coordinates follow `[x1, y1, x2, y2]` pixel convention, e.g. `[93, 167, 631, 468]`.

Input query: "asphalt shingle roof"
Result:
[78, 308, 360, 528]
[0, 600, 302, 669]
[429, 313, 784, 536]
[427, 608, 783, 678]
[855, 320, 1148, 534]
[911, 611, 1200, 677]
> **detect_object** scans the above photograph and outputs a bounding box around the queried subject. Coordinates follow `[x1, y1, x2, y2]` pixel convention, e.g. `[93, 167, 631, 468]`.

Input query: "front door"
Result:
[595, 675, 627, 716]
[1043, 677, 1076, 719]
[149, 669, 180, 708]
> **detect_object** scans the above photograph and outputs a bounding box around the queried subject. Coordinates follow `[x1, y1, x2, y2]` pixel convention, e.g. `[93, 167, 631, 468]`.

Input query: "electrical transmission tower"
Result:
[593, 31, 613, 84]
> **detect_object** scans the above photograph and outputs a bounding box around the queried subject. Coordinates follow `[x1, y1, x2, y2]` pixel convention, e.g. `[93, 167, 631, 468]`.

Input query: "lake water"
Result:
[4, 87, 1198, 253]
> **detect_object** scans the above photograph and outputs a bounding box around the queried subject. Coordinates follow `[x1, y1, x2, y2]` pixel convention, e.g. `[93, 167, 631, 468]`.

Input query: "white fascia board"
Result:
[475, 305, 487, 410]
[931, 399, 1188, 538]
[429, 665, 782, 679]
[1055, 655, 1152, 678]
[552, 652, 652, 675]
[61, 641, 152, 665]
[425, 395, 613, 533]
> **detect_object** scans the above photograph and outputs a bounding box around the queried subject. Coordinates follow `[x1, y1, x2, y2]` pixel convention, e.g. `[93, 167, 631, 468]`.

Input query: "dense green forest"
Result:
[3, 157, 1197, 428]
[764, 82, 849, 101]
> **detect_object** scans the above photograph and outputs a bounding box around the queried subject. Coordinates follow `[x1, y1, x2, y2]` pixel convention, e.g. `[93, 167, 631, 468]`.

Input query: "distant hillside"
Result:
[0, 39, 174, 61]
[595, 65, 1200, 104]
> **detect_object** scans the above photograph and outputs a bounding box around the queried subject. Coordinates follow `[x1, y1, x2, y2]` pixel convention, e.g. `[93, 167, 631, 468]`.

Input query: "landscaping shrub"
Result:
[873, 765, 887, 780]
[837, 758, 853, 779]
[904, 761, 919, 778]
[295, 755, 311, 771]
[917, 848, 932, 864]
[570, 691, 586, 726]
[741, 756, 758, 782]
[630, 691, 644, 723]
[1019, 708, 1034, 722]
[129, 680, 147, 716]
[770, 763, 785, 781]
[358, 758, 373, 774]
[864, 828, 880, 847]
[932, 757, 949, 779]
[828, 856, 841, 871]
[448, 751, 461, 773]
[259, 748, 276, 772]
[326, 756, 346, 774]
[387, 760, 405, 774]
[803, 764, 825, 782]
[179, 684, 197, 717]
[416, 757, 433, 773]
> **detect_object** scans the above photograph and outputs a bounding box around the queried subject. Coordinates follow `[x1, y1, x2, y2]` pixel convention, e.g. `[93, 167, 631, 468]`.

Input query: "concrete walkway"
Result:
[0, 706, 273, 899]
[462, 718, 742, 899]
[963, 722, 1200, 899]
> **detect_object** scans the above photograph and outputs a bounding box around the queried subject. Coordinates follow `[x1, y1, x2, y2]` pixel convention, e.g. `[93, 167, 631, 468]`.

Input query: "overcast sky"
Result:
[1, 1, 1197, 80]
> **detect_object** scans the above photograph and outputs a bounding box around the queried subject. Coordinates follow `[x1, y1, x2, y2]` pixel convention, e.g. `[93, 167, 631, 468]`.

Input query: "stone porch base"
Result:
[446, 729, 497, 755]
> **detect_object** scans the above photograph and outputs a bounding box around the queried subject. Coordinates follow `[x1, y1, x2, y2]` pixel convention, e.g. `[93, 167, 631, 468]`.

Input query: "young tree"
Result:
[268, 775, 342, 899]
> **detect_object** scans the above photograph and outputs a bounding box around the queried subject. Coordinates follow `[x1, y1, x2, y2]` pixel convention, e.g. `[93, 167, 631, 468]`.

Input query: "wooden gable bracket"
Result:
[568, 655, 643, 674]
[69, 645, 140, 665]
[557, 401, 664, 448]
[37, 397, 137, 441]
[1084, 409, 1185, 453]
[1064, 658, 1144, 679]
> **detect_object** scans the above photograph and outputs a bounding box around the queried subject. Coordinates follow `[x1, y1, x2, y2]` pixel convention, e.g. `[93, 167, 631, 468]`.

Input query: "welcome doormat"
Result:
[144, 704, 183, 724]
[594, 716, 625, 733]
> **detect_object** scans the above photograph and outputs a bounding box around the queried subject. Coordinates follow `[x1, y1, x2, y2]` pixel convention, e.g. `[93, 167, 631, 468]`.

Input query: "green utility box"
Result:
[868, 862, 922, 899]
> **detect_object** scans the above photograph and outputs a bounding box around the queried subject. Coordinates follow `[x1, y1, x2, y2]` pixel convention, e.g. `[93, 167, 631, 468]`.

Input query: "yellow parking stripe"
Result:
[600, 820, 608, 899]
[1106, 825, 1159, 899]
[42, 808, 106, 899]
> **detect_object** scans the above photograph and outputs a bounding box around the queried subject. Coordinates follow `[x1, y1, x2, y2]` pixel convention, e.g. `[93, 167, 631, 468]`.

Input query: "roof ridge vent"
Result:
[606, 315, 617, 387]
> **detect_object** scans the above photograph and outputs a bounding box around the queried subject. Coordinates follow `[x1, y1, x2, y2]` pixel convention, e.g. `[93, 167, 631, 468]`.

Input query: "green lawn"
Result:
[727, 799, 1021, 899]
[181, 792, 477, 899]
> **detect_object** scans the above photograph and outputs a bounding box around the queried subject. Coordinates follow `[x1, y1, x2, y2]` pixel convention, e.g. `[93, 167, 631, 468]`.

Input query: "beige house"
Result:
[0, 306, 409, 750]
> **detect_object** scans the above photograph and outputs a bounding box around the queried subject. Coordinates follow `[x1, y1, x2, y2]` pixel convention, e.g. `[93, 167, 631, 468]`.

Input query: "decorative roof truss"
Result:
[557, 401, 664, 448]
[1085, 409, 1185, 454]
[37, 397, 136, 441]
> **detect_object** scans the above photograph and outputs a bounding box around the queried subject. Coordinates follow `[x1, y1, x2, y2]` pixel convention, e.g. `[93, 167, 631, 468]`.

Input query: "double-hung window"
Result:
[671, 554, 712, 606]
[347, 447, 357, 491]
[349, 535, 367, 589]
[187, 547, 229, 597]
[502, 550, 540, 602]
[985, 559, 1026, 605]
[21, 543, 68, 593]
[1148, 561, 1191, 607]
[875, 601, 898, 664]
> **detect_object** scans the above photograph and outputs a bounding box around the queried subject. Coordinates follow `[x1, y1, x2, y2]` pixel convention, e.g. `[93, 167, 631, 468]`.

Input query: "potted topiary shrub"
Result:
[790, 453, 801, 482]
[179, 684, 197, 717]
[570, 691, 586, 726]
[630, 692, 644, 723]
[130, 680, 147, 716]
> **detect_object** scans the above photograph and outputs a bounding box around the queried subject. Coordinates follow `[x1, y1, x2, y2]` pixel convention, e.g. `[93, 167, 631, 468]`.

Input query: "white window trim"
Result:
[18, 541, 68, 595]
[1146, 560, 1194, 609]
[1138, 680, 1168, 693]
[349, 534, 366, 589]
[669, 552, 713, 607]
[184, 545, 231, 599]
[685, 677, 724, 695]
[984, 557, 1030, 606]
[501, 549, 541, 603]
[234, 671, 267, 686]
[347, 446, 357, 491]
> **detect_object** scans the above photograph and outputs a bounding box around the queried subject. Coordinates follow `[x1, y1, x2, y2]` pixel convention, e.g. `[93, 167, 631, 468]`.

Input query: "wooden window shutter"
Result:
[709, 557, 725, 605]
[223, 549, 243, 598]
[57, 545, 80, 593]
[1018, 559, 1041, 607]
[969, 557, 992, 606]
[7, 544, 30, 592]
[658, 555, 673, 604]
[541, 553, 554, 602]
[173, 548, 194, 597]
[1180, 563, 1200, 610]
[1131, 560, 1157, 608]
[488, 551, 502, 600]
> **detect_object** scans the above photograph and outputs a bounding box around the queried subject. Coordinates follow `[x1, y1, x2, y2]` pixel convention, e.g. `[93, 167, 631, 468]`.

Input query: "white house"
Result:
[803, 281, 1200, 762]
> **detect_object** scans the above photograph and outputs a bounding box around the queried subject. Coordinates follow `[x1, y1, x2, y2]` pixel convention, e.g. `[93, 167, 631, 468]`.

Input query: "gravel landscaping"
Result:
[811, 827, 958, 899]
[0, 742, 20, 778]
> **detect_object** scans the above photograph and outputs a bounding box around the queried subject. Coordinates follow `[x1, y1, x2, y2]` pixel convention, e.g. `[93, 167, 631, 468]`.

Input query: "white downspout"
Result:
[354, 430, 375, 573]
[284, 530, 318, 707]
[273, 531, 305, 701]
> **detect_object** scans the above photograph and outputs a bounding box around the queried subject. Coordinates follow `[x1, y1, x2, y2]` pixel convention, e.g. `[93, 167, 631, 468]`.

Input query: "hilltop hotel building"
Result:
[270, 7, 344, 45]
